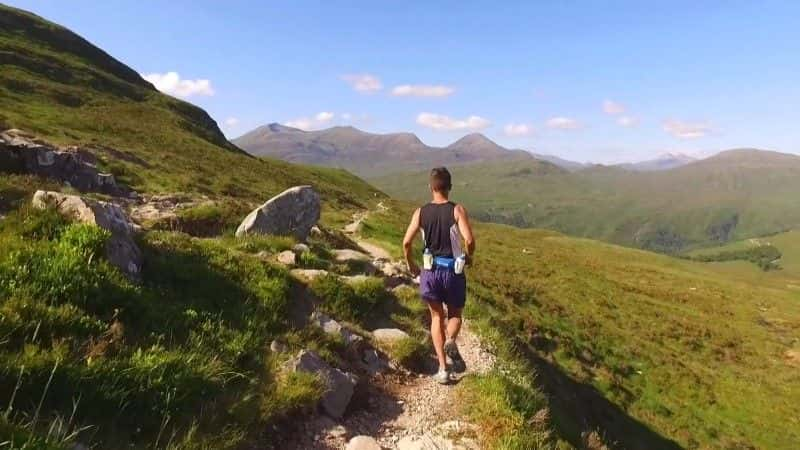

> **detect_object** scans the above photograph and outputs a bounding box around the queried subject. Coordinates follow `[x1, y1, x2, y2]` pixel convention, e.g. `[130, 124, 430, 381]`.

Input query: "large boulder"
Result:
[1, 130, 129, 196]
[289, 350, 358, 418]
[31, 190, 142, 279]
[235, 186, 320, 241]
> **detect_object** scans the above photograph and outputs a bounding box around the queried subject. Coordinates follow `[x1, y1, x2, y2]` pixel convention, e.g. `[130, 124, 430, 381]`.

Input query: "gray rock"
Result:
[345, 436, 381, 450]
[372, 328, 410, 344]
[31, 191, 142, 279]
[1, 130, 129, 196]
[290, 268, 329, 282]
[235, 185, 320, 241]
[290, 350, 358, 418]
[310, 311, 363, 347]
[276, 250, 297, 266]
[333, 249, 372, 263]
[292, 243, 310, 255]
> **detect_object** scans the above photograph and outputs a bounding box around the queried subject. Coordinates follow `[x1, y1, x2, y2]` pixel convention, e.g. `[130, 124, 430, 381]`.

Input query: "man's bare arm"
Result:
[402, 208, 421, 276]
[455, 204, 475, 262]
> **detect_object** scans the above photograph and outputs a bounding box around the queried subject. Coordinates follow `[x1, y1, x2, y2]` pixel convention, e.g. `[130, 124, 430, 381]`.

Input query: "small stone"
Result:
[292, 243, 310, 255]
[333, 249, 372, 263]
[372, 328, 410, 344]
[346, 436, 381, 450]
[276, 250, 296, 266]
[290, 268, 329, 281]
[328, 424, 348, 438]
[290, 350, 358, 418]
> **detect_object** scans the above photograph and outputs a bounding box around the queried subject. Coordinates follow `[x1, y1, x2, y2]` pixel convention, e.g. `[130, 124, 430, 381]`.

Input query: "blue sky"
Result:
[8, 0, 800, 163]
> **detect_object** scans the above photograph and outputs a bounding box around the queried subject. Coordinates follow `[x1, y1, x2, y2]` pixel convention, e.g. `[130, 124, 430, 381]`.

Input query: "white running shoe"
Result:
[432, 368, 451, 385]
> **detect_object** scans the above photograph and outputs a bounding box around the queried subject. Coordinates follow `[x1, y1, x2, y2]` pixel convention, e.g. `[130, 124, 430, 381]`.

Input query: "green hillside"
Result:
[371, 153, 800, 252]
[0, 4, 380, 225]
[361, 202, 800, 449]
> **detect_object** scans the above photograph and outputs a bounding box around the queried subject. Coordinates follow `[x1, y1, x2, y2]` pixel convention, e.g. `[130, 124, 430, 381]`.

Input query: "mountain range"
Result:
[236, 124, 712, 176]
[234, 123, 538, 176]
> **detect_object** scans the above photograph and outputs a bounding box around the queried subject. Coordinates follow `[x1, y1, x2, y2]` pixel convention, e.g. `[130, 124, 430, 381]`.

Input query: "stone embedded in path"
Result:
[290, 350, 358, 419]
[372, 328, 410, 344]
[31, 190, 142, 279]
[276, 250, 297, 266]
[235, 185, 320, 241]
[345, 436, 381, 450]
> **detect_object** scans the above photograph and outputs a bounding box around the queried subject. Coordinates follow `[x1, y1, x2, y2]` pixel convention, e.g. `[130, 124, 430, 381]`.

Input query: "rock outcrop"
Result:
[289, 350, 358, 418]
[31, 190, 142, 279]
[1, 130, 129, 196]
[235, 185, 320, 241]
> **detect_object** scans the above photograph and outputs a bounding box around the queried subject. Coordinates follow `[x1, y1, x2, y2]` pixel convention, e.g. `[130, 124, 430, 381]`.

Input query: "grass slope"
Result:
[361, 202, 800, 449]
[371, 152, 800, 252]
[0, 4, 381, 226]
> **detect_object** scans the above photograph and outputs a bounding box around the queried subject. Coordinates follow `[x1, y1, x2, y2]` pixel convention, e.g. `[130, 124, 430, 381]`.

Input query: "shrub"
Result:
[309, 275, 385, 324]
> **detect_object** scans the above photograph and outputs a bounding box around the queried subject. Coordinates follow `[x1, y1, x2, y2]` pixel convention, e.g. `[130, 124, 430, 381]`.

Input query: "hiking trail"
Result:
[286, 205, 496, 450]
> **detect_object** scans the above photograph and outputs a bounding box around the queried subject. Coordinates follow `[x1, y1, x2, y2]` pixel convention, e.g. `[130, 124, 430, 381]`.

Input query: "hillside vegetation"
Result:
[361, 202, 800, 449]
[372, 152, 800, 252]
[0, 4, 380, 225]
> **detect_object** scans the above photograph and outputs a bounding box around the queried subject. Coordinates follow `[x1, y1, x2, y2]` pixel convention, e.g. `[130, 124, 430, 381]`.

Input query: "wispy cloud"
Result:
[341, 74, 383, 93]
[603, 100, 626, 115]
[141, 71, 214, 97]
[416, 113, 490, 132]
[223, 117, 239, 127]
[284, 111, 336, 130]
[617, 116, 638, 127]
[545, 116, 580, 130]
[663, 120, 712, 139]
[391, 84, 455, 97]
[503, 123, 533, 137]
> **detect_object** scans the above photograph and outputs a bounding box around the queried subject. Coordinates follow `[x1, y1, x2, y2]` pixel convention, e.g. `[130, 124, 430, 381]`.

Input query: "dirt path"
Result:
[286, 207, 496, 449]
[290, 321, 495, 449]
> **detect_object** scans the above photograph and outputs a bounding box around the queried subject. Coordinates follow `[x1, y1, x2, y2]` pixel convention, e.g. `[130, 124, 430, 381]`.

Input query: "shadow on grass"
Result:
[515, 338, 683, 450]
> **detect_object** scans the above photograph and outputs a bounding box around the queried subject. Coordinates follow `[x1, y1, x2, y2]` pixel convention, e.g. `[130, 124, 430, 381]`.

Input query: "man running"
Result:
[402, 167, 476, 384]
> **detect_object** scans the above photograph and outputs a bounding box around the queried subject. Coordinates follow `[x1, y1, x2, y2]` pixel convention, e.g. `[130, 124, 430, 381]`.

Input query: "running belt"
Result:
[433, 256, 455, 269]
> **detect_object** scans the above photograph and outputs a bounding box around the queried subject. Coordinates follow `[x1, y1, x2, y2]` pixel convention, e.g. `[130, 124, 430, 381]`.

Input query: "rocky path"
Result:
[286, 206, 496, 450]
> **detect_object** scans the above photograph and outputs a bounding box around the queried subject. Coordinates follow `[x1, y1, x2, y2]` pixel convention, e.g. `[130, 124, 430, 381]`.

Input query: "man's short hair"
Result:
[429, 167, 452, 193]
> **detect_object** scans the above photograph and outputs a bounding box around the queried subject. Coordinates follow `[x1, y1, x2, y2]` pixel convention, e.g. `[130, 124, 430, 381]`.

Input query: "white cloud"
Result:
[391, 84, 455, 97]
[285, 111, 336, 130]
[341, 74, 383, 93]
[663, 120, 711, 139]
[141, 71, 214, 98]
[223, 117, 239, 127]
[416, 113, 490, 132]
[503, 123, 533, 137]
[617, 116, 638, 127]
[603, 100, 625, 115]
[545, 116, 580, 130]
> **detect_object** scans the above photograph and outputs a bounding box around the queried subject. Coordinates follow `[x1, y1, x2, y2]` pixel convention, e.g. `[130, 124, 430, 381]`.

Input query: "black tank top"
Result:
[420, 201, 463, 258]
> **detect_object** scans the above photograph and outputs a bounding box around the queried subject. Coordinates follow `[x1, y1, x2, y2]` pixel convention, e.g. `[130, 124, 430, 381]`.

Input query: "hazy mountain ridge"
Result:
[616, 152, 697, 171]
[234, 123, 536, 176]
[373, 147, 800, 252]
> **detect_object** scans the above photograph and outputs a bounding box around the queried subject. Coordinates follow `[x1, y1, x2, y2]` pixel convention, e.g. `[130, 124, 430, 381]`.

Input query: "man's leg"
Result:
[427, 300, 447, 371]
[446, 306, 463, 341]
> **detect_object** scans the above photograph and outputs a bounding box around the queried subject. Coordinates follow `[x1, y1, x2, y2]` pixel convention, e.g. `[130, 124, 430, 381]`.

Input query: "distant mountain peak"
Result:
[448, 133, 496, 148]
[267, 123, 304, 133]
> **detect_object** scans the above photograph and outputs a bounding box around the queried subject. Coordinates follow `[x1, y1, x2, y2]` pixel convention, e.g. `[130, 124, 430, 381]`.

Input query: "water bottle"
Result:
[423, 248, 433, 270]
[454, 254, 466, 274]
